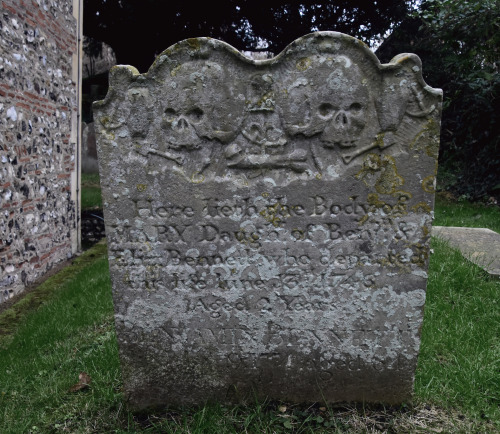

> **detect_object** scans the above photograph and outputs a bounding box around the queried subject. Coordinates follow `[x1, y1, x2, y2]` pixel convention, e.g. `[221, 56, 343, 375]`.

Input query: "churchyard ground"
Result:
[0, 194, 498, 432]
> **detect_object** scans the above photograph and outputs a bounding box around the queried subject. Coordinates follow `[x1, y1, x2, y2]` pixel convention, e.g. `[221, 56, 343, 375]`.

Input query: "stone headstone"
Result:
[94, 32, 442, 410]
[83, 37, 117, 79]
[81, 122, 99, 173]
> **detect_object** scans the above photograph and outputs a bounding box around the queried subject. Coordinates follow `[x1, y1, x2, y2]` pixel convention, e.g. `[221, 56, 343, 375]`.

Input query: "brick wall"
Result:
[0, 0, 81, 303]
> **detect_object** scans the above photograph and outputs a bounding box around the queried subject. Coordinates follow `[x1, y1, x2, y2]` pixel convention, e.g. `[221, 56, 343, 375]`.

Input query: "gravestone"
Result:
[94, 32, 442, 409]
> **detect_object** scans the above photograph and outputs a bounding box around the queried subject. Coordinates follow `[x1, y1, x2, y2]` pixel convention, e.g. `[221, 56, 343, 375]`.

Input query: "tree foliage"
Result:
[83, 0, 499, 199]
[378, 0, 500, 200]
[83, 0, 416, 72]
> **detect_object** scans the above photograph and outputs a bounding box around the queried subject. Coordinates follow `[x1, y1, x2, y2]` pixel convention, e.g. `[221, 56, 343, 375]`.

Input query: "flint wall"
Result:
[0, 0, 81, 303]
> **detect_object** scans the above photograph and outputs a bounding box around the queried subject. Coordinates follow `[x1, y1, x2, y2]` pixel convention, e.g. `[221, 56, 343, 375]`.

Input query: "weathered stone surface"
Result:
[94, 32, 442, 409]
[432, 226, 500, 278]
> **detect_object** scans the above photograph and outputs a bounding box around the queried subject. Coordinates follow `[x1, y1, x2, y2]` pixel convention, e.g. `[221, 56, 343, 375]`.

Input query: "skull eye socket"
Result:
[164, 108, 176, 121]
[187, 107, 204, 123]
[349, 103, 362, 115]
[249, 124, 260, 135]
[318, 103, 335, 118]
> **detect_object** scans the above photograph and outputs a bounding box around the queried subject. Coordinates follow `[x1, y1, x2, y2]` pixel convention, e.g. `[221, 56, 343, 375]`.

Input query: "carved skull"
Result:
[282, 56, 371, 149]
[161, 104, 205, 151]
[161, 61, 244, 151]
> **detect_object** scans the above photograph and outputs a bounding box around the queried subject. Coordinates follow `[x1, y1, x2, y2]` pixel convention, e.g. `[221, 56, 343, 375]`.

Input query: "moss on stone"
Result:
[186, 38, 202, 51]
[374, 156, 404, 195]
[296, 57, 312, 71]
[412, 202, 432, 213]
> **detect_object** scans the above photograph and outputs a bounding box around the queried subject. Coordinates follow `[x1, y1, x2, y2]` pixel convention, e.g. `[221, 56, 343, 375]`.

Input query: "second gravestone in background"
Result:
[94, 32, 442, 410]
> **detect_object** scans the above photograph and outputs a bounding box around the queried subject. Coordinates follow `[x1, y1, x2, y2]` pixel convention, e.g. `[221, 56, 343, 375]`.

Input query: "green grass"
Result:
[416, 238, 500, 422]
[1, 239, 498, 432]
[0, 242, 124, 433]
[1, 198, 499, 432]
[434, 195, 500, 233]
[81, 173, 102, 210]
